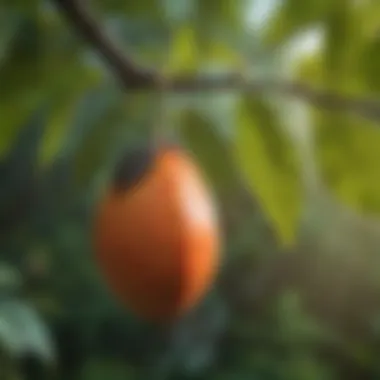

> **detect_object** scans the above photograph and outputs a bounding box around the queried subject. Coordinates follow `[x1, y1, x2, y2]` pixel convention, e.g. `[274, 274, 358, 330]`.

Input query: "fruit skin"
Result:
[93, 145, 220, 323]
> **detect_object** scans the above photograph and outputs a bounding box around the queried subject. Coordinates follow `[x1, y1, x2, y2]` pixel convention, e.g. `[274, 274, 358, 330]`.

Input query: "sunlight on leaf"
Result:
[234, 96, 303, 245]
[263, 0, 330, 47]
[295, 53, 323, 86]
[164, 25, 199, 74]
[313, 112, 380, 215]
[203, 40, 245, 68]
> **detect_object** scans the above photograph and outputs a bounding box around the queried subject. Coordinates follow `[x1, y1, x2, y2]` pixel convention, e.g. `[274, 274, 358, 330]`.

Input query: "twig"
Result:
[166, 76, 380, 122]
[53, 0, 159, 88]
[53, 0, 380, 123]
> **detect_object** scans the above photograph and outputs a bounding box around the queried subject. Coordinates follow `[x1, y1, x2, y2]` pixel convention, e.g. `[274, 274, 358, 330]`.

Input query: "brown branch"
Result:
[53, 0, 380, 123]
[53, 0, 160, 88]
[167, 76, 380, 122]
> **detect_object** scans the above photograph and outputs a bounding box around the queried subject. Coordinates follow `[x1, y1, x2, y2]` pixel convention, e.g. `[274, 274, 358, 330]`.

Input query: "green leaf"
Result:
[37, 157, 75, 220]
[70, 85, 125, 193]
[0, 299, 55, 362]
[38, 98, 79, 167]
[38, 61, 100, 166]
[234, 96, 302, 245]
[105, 17, 170, 50]
[161, 0, 196, 24]
[295, 54, 323, 86]
[93, 0, 161, 18]
[0, 103, 48, 201]
[360, 34, 380, 94]
[263, 0, 330, 47]
[282, 352, 336, 380]
[195, 0, 245, 44]
[165, 23, 243, 72]
[276, 290, 333, 345]
[176, 1, 245, 68]
[0, 87, 45, 157]
[65, 84, 120, 156]
[179, 109, 241, 200]
[361, 0, 380, 37]
[0, 16, 44, 98]
[6, 103, 49, 169]
[322, 0, 362, 92]
[313, 112, 380, 215]
[164, 25, 200, 74]
[0, 104, 49, 233]
[0, 10, 23, 66]
[0, 14, 99, 158]
[1, 0, 39, 13]
[196, 0, 243, 27]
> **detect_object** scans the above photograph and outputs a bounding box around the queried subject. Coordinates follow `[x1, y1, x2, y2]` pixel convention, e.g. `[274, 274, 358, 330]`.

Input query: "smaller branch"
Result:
[53, 0, 160, 88]
[53, 0, 380, 123]
[286, 82, 380, 123]
[166, 76, 380, 122]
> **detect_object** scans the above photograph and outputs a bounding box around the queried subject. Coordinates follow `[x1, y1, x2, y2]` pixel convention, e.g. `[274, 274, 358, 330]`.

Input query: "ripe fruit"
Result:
[93, 144, 220, 323]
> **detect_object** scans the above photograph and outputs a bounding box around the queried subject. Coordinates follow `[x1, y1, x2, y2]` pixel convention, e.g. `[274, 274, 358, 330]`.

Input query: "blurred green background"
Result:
[1, 0, 380, 379]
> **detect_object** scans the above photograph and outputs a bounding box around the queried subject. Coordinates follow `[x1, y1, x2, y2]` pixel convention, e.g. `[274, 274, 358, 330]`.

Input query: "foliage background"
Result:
[1, 0, 380, 379]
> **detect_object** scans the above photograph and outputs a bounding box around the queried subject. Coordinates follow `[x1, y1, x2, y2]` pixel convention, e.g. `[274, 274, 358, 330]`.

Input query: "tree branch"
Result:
[53, 0, 159, 88]
[53, 0, 380, 123]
